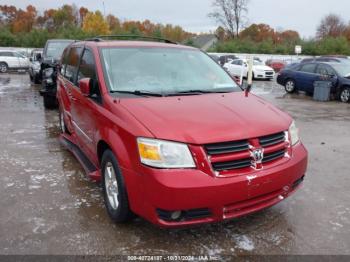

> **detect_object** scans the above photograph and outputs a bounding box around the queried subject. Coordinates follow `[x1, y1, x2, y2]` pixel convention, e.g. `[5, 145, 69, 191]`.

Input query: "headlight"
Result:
[137, 138, 195, 169]
[44, 68, 54, 78]
[289, 121, 300, 146]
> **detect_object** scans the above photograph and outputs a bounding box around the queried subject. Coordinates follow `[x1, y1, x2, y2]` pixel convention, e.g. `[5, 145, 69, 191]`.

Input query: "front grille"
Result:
[265, 71, 274, 76]
[205, 132, 288, 175]
[205, 140, 249, 155]
[259, 132, 285, 147]
[212, 158, 252, 171]
[263, 149, 285, 163]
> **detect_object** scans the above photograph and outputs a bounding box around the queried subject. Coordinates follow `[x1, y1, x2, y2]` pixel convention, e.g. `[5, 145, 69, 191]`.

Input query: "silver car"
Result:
[0, 50, 29, 73]
[29, 49, 43, 84]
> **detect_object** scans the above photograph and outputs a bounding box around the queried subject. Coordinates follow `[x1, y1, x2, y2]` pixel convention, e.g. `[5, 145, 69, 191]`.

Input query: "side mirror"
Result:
[29, 57, 33, 62]
[78, 78, 91, 97]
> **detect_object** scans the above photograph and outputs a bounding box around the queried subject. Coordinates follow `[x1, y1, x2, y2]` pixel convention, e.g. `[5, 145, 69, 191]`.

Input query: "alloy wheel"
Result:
[104, 162, 119, 210]
[285, 80, 295, 93]
[59, 111, 65, 133]
[340, 89, 350, 103]
[0, 64, 7, 73]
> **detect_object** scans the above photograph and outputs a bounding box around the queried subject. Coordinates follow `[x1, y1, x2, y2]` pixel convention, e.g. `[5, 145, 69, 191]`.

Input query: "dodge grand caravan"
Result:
[57, 36, 308, 227]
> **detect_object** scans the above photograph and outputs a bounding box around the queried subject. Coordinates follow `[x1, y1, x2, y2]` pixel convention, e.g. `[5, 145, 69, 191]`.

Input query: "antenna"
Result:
[102, 1, 106, 17]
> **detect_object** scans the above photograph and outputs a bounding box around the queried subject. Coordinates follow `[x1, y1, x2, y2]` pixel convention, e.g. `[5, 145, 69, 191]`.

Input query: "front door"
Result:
[71, 48, 102, 158]
[295, 63, 318, 93]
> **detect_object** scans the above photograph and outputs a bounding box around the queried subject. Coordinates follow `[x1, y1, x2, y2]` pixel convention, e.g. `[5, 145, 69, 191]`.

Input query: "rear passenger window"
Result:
[78, 49, 101, 98]
[61, 48, 70, 76]
[65, 47, 82, 84]
[300, 64, 316, 73]
[316, 64, 335, 75]
[0, 52, 14, 57]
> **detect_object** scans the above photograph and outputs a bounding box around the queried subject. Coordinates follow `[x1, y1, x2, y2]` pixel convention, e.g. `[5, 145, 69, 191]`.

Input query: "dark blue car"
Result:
[277, 62, 350, 103]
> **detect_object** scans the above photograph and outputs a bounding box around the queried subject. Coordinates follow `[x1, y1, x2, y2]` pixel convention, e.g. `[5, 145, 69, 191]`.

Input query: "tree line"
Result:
[1, 2, 350, 56]
[208, 0, 350, 55]
[0, 4, 194, 47]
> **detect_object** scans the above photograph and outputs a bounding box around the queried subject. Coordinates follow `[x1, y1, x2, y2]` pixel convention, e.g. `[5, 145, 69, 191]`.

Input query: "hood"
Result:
[254, 65, 274, 71]
[120, 92, 291, 145]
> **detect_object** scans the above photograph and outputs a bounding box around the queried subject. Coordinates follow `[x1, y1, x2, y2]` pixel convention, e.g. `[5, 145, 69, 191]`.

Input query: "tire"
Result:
[0, 62, 8, 73]
[59, 107, 70, 134]
[34, 74, 40, 84]
[285, 79, 296, 93]
[101, 150, 133, 223]
[339, 87, 350, 103]
[43, 94, 57, 109]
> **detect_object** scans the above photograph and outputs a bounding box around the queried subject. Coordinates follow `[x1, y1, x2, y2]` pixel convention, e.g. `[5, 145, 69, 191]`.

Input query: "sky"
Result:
[2, 0, 350, 38]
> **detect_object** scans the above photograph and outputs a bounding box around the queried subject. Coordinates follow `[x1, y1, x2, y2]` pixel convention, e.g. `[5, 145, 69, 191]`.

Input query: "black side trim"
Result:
[60, 137, 97, 173]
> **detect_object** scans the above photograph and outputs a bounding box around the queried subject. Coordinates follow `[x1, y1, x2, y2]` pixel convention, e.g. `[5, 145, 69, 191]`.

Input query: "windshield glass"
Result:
[253, 60, 264, 65]
[332, 64, 350, 77]
[101, 47, 239, 95]
[45, 42, 72, 60]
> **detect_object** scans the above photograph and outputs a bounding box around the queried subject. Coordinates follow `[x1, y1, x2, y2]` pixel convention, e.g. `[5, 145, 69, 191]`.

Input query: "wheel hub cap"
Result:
[286, 82, 294, 91]
[341, 90, 350, 102]
[104, 162, 119, 210]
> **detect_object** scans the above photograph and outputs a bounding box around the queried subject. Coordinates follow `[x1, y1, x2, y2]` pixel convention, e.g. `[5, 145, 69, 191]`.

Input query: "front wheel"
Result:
[339, 87, 350, 103]
[0, 62, 8, 73]
[101, 150, 133, 223]
[285, 79, 296, 93]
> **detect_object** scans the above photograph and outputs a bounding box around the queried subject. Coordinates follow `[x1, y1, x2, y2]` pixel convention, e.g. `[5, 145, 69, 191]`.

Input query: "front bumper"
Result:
[255, 71, 275, 79]
[126, 143, 307, 228]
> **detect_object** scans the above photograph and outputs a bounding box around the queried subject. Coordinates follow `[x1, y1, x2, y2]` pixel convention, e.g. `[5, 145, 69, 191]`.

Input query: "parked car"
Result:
[300, 56, 350, 64]
[224, 59, 275, 80]
[0, 50, 29, 73]
[40, 39, 75, 108]
[218, 54, 239, 66]
[28, 49, 43, 84]
[57, 36, 307, 228]
[277, 62, 350, 102]
[265, 59, 286, 72]
[209, 54, 220, 64]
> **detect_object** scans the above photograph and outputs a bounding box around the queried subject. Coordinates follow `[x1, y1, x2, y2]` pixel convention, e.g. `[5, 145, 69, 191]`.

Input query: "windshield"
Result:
[253, 60, 264, 65]
[45, 42, 72, 60]
[101, 47, 239, 95]
[332, 64, 350, 77]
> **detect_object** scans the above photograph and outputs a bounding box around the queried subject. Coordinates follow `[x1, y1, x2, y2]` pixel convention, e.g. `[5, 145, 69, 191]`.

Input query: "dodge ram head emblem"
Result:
[252, 148, 264, 163]
[251, 148, 264, 169]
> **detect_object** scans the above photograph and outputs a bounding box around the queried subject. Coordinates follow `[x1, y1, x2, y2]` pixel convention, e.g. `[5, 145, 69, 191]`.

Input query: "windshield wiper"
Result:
[110, 90, 164, 97]
[167, 89, 232, 96]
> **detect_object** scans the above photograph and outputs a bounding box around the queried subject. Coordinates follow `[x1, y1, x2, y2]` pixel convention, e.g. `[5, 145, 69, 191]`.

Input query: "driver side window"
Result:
[77, 49, 101, 101]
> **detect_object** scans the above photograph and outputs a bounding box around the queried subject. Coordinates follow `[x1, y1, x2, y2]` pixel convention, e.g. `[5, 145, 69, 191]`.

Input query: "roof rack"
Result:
[85, 35, 178, 45]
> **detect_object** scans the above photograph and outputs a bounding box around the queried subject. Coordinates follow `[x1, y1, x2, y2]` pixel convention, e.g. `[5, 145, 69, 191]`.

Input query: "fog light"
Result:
[171, 211, 182, 220]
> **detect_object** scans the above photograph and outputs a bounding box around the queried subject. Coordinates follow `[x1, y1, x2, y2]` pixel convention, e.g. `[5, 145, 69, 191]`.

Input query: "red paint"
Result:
[57, 40, 308, 227]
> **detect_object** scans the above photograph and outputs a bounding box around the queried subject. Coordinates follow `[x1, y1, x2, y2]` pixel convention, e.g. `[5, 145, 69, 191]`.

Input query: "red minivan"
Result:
[57, 37, 308, 228]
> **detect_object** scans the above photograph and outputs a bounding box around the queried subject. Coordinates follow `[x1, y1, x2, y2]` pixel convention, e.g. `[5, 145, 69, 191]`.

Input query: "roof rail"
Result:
[85, 35, 178, 45]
